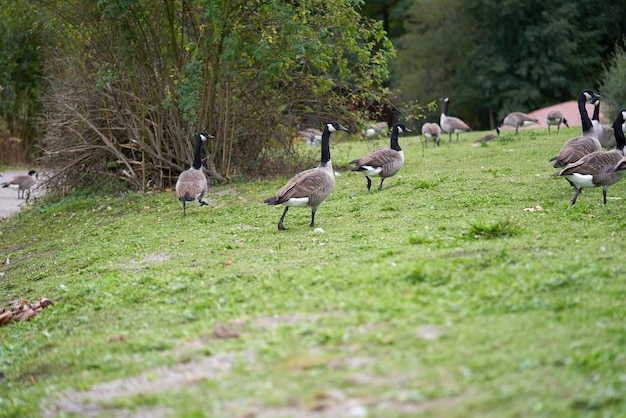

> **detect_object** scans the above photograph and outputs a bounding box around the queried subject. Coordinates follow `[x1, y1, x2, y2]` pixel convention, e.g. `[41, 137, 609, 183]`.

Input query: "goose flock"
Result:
[171, 89, 625, 228]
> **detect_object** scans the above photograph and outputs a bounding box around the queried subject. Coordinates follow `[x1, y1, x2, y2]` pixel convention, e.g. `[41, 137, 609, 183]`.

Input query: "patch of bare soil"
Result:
[40, 351, 256, 418]
[39, 312, 453, 417]
[228, 391, 470, 418]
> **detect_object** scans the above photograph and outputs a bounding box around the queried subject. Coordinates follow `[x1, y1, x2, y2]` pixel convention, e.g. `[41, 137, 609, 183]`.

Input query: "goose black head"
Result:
[326, 121, 349, 133]
[198, 132, 215, 141]
[394, 123, 411, 133]
[580, 89, 600, 104]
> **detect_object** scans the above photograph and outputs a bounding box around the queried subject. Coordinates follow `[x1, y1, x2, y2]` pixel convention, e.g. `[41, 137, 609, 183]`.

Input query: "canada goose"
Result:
[350, 123, 411, 191]
[552, 109, 626, 205]
[421, 122, 441, 147]
[2, 170, 38, 200]
[175, 132, 214, 216]
[472, 133, 498, 145]
[264, 121, 348, 230]
[549, 89, 601, 168]
[439, 97, 471, 142]
[546, 110, 569, 134]
[589, 99, 616, 149]
[496, 112, 538, 135]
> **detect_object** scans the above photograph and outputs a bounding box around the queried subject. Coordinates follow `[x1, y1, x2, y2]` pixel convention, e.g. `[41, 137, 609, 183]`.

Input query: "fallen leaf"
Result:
[212, 323, 240, 339]
[13, 307, 37, 322]
[224, 257, 232, 266]
[0, 311, 12, 325]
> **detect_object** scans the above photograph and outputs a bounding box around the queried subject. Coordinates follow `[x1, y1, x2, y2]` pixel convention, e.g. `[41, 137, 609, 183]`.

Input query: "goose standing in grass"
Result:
[350, 123, 411, 191]
[264, 121, 348, 230]
[496, 112, 538, 135]
[546, 110, 569, 134]
[421, 122, 441, 147]
[549, 89, 601, 168]
[2, 170, 37, 200]
[176, 132, 214, 216]
[589, 99, 616, 149]
[439, 97, 471, 142]
[552, 109, 626, 206]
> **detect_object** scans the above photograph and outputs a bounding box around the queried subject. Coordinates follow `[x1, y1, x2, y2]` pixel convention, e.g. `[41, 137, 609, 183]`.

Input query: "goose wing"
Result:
[350, 149, 398, 168]
[274, 168, 331, 203]
[557, 151, 623, 176]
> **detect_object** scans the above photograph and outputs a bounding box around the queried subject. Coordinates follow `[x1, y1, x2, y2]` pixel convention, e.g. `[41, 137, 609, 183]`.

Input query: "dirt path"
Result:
[0, 169, 42, 219]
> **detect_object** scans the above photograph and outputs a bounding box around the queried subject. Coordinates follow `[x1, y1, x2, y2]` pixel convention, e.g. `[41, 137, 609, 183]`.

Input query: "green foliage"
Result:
[601, 45, 626, 114]
[391, 0, 626, 129]
[0, 0, 45, 157]
[467, 218, 518, 239]
[40, 0, 396, 192]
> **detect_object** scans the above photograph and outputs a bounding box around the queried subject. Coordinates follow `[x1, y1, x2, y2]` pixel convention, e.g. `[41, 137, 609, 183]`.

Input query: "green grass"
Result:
[2, 126, 626, 417]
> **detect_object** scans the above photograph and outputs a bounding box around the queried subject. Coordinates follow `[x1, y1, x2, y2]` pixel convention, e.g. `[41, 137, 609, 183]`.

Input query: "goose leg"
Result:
[566, 178, 579, 190]
[366, 176, 372, 191]
[378, 178, 385, 190]
[278, 207, 289, 230]
[602, 186, 608, 205]
[182, 201, 187, 216]
[570, 188, 583, 206]
[310, 207, 317, 228]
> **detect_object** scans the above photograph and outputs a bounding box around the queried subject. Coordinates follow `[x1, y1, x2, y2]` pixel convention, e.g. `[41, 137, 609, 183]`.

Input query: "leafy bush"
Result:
[601, 45, 626, 115]
[39, 0, 398, 193]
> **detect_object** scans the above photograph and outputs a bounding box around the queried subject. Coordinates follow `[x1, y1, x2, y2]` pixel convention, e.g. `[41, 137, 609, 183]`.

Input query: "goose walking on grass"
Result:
[350, 123, 410, 191]
[439, 97, 471, 142]
[2, 170, 38, 200]
[552, 109, 626, 206]
[264, 121, 348, 231]
[549, 89, 601, 169]
[546, 110, 569, 134]
[590, 99, 616, 149]
[496, 112, 538, 135]
[421, 122, 441, 147]
[176, 132, 214, 216]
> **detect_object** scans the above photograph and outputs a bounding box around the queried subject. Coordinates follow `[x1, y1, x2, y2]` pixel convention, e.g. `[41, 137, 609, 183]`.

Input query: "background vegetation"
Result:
[2, 0, 626, 193]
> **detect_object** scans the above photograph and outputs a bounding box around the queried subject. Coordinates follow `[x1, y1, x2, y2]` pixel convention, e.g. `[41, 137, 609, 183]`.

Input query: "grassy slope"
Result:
[1, 127, 626, 417]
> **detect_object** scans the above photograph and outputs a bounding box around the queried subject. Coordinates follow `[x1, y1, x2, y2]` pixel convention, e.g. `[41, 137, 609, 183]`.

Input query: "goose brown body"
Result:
[546, 110, 568, 134]
[350, 123, 410, 191]
[175, 132, 213, 215]
[421, 122, 441, 146]
[2, 170, 37, 199]
[264, 121, 348, 230]
[550, 90, 601, 168]
[552, 109, 626, 205]
[589, 100, 616, 149]
[439, 97, 471, 142]
[497, 112, 538, 135]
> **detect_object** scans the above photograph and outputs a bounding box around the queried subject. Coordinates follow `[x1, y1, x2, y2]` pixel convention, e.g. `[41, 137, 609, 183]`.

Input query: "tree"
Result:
[39, 0, 396, 192]
[601, 45, 626, 116]
[0, 0, 45, 161]
[389, 0, 626, 130]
